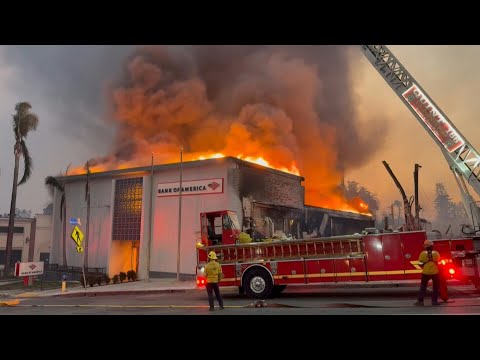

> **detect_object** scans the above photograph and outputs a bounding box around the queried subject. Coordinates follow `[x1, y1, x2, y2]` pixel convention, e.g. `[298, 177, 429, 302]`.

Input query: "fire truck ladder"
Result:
[360, 45, 480, 229]
[204, 235, 365, 264]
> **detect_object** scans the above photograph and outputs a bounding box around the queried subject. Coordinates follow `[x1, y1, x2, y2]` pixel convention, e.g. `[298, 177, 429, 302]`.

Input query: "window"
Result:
[0, 226, 24, 234]
[40, 253, 50, 264]
[0, 250, 22, 265]
[112, 177, 143, 241]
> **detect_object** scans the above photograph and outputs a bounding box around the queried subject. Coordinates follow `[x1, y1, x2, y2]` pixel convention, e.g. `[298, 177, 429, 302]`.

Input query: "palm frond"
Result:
[65, 163, 71, 176]
[15, 102, 32, 115]
[18, 114, 39, 138]
[12, 102, 39, 139]
[18, 139, 32, 186]
[45, 176, 65, 192]
[45, 176, 66, 219]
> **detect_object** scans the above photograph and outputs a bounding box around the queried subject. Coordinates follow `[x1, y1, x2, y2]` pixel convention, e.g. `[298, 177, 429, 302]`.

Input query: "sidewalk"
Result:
[2, 278, 199, 300]
[2, 279, 423, 300]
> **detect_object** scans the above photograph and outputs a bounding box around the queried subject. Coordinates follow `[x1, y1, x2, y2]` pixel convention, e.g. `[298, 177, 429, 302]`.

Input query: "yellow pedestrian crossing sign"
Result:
[71, 226, 84, 247]
[76, 246, 84, 253]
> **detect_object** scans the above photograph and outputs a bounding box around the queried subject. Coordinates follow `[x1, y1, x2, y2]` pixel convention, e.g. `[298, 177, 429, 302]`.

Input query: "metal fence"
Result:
[44, 264, 107, 281]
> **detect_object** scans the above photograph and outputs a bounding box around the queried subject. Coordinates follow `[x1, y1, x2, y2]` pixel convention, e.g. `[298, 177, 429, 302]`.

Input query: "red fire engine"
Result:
[196, 45, 480, 299]
[195, 210, 478, 299]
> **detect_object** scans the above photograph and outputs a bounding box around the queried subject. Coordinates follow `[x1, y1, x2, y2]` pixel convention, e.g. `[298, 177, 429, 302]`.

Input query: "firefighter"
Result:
[414, 240, 441, 306]
[205, 251, 224, 311]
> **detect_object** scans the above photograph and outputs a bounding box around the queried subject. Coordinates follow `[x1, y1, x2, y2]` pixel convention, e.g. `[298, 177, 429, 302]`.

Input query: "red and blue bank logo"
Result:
[208, 181, 220, 190]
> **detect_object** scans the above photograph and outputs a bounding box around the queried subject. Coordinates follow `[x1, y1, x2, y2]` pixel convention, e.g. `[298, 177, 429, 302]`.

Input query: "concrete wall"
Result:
[34, 214, 53, 262]
[53, 178, 114, 269]
[239, 164, 304, 209]
[0, 215, 52, 268]
[0, 218, 32, 267]
[149, 161, 230, 277]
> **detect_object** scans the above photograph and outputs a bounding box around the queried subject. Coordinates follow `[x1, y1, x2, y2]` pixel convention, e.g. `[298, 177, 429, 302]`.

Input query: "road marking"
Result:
[14, 304, 245, 309]
[16, 292, 41, 298]
[0, 300, 20, 306]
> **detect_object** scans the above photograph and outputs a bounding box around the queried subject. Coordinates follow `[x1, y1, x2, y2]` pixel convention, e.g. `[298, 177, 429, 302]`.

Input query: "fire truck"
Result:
[195, 45, 480, 299]
[195, 210, 478, 299]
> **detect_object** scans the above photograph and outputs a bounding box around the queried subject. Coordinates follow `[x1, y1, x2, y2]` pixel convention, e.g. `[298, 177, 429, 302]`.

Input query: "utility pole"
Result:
[146, 153, 154, 281]
[176, 147, 183, 281]
[414, 164, 422, 230]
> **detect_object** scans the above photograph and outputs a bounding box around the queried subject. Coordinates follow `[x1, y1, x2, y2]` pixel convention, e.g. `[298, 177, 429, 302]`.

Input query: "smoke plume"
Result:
[86, 45, 387, 209]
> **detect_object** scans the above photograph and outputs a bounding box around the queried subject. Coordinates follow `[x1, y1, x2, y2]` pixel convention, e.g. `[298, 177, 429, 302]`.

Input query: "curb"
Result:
[53, 287, 199, 298]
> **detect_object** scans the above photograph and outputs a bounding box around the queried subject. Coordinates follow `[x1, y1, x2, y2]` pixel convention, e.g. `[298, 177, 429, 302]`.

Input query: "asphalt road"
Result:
[2, 284, 480, 315]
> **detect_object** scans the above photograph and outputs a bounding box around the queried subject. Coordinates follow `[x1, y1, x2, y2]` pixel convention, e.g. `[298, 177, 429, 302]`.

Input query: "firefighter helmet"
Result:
[208, 251, 218, 260]
[424, 240, 434, 248]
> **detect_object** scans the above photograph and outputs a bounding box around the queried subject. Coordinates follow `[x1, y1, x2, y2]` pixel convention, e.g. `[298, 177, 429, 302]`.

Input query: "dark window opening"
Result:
[0, 226, 24, 234]
[40, 253, 50, 264]
[112, 177, 143, 241]
[0, 250, 22, 265]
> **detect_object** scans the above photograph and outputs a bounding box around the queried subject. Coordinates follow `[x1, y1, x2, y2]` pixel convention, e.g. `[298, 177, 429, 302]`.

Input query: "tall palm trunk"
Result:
[62, 202, 67, 266]
[84, 194, 90, 269]
[4, 143, 21, 276]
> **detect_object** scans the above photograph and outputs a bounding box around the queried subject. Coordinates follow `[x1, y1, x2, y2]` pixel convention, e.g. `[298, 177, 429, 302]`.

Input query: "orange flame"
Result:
[69, 152, 370, 216]
[196, 153, 299, 176]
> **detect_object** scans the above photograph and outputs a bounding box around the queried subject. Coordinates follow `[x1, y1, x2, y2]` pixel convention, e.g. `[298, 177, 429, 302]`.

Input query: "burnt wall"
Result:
[238, 164, 304, 209]
[303, 208, 374, 237]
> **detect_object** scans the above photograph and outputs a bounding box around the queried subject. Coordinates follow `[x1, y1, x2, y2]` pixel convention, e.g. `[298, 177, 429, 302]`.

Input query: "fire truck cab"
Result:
[199, 210, 241, 247]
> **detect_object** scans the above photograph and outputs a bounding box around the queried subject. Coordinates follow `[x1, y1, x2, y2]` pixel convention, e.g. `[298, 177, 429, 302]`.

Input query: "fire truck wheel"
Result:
[270, 285, 287, 298]
[242, 267, 273, 299]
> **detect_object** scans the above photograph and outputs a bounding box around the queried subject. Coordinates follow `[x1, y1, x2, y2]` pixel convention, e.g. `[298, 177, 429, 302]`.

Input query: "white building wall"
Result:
[34, 214, 53, 261]
[138, 175, 151, 280]
[0, 215, 52, 268]
[150, 162, 230, 276]
[53, 178, 113, 269]
[51, 187, 62, 265]
[0, 218, 32, 266]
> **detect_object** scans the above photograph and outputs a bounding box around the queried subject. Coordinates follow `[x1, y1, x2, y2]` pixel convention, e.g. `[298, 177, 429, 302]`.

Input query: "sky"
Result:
[0, 45, 478, 223]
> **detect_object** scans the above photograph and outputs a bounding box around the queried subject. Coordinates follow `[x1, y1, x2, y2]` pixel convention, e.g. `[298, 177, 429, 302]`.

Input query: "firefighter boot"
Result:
[209, 307, 214, 311]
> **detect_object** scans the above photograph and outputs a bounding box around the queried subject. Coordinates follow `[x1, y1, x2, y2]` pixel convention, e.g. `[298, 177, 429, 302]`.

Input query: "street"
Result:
[2, 284, 480, 315]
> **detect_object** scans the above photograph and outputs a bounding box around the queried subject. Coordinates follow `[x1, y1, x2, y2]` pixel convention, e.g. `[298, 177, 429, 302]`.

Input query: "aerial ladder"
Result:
[360, 45, 480, 234]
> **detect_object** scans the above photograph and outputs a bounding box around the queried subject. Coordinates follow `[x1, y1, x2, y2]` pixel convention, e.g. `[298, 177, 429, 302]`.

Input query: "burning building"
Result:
[50, 157, 373, 279]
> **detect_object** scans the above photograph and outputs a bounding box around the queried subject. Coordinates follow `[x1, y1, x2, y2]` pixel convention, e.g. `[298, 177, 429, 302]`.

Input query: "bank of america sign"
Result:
[157, 178, 224, 197]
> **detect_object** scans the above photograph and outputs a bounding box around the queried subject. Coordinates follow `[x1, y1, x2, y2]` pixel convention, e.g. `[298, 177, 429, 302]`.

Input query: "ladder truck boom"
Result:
[360, 45, 480, 229]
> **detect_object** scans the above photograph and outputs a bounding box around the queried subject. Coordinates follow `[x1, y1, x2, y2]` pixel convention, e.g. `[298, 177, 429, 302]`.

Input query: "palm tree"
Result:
[84, 161, 91, 269]
[45, 164, 70, 267]
[4, 102, 39, 276]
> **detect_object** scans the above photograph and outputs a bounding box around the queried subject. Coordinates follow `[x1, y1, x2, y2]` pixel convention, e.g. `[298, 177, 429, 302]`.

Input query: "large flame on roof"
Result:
[68, 46, 381, 216]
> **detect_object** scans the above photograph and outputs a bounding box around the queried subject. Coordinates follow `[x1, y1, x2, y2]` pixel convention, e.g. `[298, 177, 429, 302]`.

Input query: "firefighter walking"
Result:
[205, 251, 224, 311]
[414, 240, 441, 306]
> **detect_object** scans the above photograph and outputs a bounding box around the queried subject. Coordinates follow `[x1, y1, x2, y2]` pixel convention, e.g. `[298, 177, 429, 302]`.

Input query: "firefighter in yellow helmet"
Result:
[414, 240, 441, 306]
[205, 251, 224, 311]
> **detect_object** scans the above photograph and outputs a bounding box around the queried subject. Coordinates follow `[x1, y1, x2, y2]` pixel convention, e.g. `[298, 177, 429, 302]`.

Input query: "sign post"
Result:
[70, 225, 87, 289]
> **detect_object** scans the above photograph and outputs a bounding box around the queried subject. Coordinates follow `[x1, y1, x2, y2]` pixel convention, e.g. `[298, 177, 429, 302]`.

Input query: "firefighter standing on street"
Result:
[205, 251, 224, 311]
[414, 240, 441, 306]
